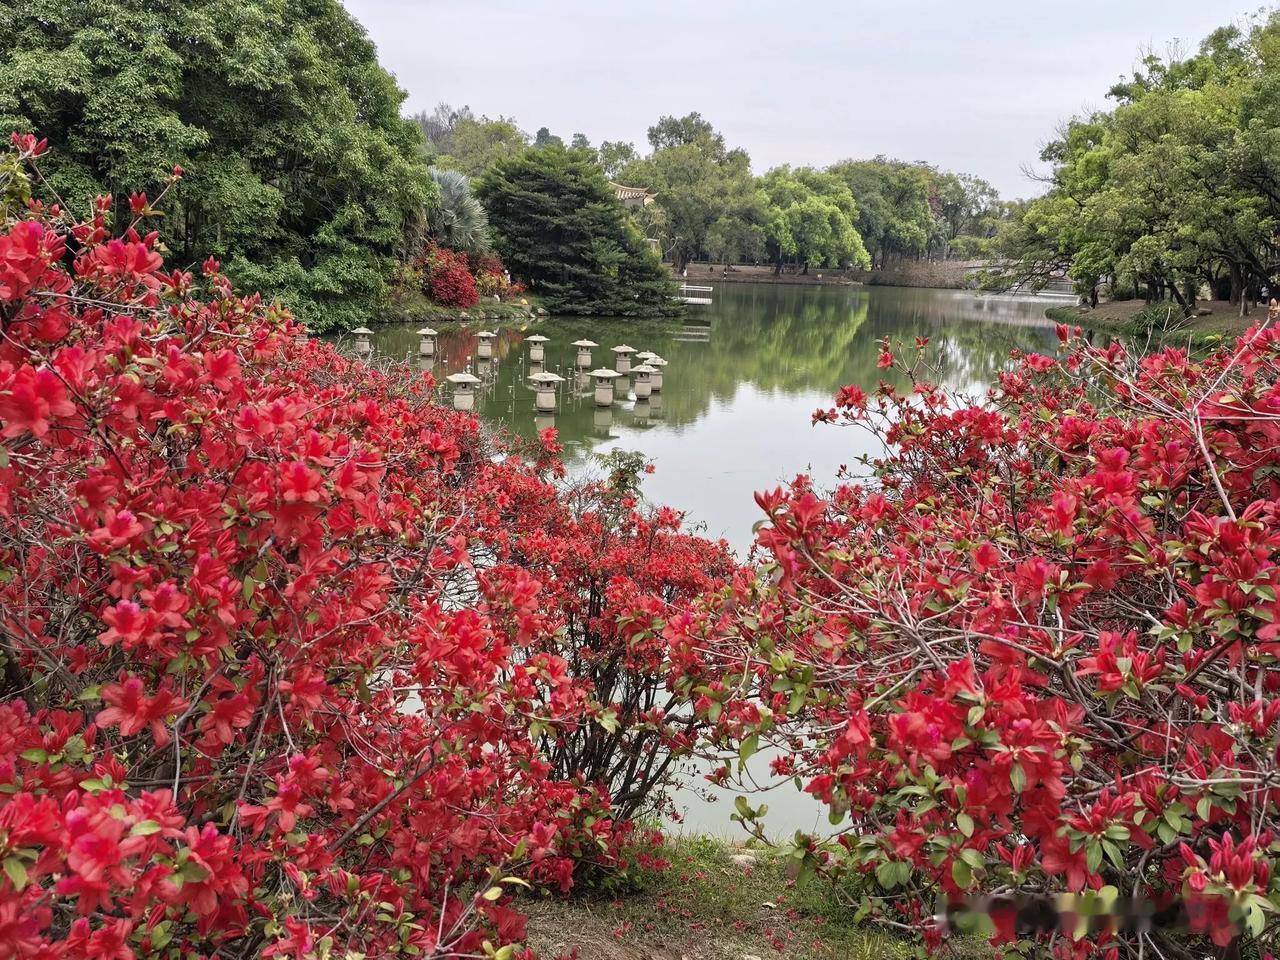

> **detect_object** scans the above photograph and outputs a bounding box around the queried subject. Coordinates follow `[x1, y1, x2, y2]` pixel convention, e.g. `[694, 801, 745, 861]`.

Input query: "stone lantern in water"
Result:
[525, 334, 549, 363]
[351, 326, 373, 355]
[630, 363, 655, 400]
[446, 371, 481, 411]
[647, 356, 667, 392]
[572, 339, 598, 368]
[635, 350, 656, 364]
[529, 370, 564, 412]
[593, 407, 614, 431]
[611, 344, 637, 374]
[590, 368, 622, 407]
[417, 327, 438, 357]
[534, 412, 556, 433]
[475, 331, 496, 359]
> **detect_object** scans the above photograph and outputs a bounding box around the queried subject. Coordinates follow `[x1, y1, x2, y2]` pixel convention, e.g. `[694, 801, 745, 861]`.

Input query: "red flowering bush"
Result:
[422, 243, 478, 309]
[0, 137, 726, 958]
[677, 319, 1280, 957]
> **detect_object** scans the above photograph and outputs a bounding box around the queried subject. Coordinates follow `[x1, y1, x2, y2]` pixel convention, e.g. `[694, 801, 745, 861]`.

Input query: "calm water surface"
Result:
[365, 282, 1059, 836]
[366, 283, 1058, 555]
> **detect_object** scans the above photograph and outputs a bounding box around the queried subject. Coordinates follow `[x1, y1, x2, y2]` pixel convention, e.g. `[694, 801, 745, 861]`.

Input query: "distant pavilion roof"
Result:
[609, 181, 656, 205]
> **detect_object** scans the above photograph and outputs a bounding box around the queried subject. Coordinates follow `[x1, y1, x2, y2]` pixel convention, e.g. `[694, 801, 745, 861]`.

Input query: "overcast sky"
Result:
[341, 0, 1266, 199]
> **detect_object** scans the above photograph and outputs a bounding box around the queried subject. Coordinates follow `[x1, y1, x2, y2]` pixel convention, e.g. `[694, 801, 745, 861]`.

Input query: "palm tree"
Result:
[428, 167, 490, 253]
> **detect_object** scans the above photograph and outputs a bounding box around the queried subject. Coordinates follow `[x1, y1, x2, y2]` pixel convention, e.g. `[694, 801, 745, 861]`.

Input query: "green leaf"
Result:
[1010, 763, 1026, 793]
[956, 812, 974, 837]
[130, 820, 162, 837]
[951, 858, 972, 889]
[738, 733, 759, 764]
[3, 857, 27, 891]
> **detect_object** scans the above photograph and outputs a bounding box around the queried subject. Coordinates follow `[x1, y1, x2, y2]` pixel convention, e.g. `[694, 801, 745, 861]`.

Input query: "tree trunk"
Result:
[1229, 262, 1243, 306]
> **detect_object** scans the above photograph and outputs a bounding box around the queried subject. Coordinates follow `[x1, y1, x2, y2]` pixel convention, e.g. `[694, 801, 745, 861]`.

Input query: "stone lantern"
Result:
[294, 328, 309, 346]
[646, 356, 667, 392]
[529, 370, 564, 412]
[635, 350, 656, 364]
[525, 333, 549, 363]
[590, 368, 622, 407]
[572, 339, 598, 368]
[351, 326, 373, 355]
[630, 363, 655, 400]
[611, 344, 637, 374]
[446, 371, 481, 411]
[475, 331, 496, 359]
[417, 327, 438, 357]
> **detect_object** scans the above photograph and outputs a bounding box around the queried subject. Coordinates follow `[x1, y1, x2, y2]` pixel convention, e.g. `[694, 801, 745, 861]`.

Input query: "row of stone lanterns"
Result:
[412, 328, 671, 415]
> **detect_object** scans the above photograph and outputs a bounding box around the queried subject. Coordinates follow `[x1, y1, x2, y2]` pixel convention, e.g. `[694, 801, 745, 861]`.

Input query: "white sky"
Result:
[341, 0, 1267, 199]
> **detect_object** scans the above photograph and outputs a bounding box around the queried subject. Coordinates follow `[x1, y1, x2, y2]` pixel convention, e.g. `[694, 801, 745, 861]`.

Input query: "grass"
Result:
[519, 835, 915, 960]
[1045, 299, 1256, 349]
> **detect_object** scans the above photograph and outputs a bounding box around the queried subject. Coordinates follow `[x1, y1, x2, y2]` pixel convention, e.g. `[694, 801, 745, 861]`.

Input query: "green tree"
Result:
[760, 166, 870, 274]
[534, 126, 565, 149]
[436, 115, 528, 177]
[990, 12, 1280, 314]
[622, 116, 766, 272]
[475, 145, 679, 316]
[598, 140, 639, 180]
[0, 0, 435, 331]
[829, 158, 935, 269]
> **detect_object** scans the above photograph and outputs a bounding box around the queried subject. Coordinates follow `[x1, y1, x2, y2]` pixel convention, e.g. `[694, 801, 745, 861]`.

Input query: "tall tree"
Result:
[475, 145, 679, 316]
[435, 116, 529, 177]
[0, 0, 435, 331]
[760, 166, 870, 273]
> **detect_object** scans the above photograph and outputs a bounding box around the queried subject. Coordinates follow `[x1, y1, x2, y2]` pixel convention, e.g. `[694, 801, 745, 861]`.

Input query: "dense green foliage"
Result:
[612, 114, 999, 272]
[759, 165, 870, 273]
[987, 12, 1280, 312]
[829, 158, 1001, 267]
[426, 167, 490, 253]
[475, 145, 678, 315]
[0, 0, 434, 331]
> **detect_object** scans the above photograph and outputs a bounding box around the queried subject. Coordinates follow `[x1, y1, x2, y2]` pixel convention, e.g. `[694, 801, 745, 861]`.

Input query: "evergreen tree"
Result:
[476, 145, 679, 316]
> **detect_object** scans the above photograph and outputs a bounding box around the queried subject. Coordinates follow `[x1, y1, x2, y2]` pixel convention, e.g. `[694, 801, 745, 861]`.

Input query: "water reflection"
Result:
[360, 283, 1057, 836]
[364, 283, 1057, 553]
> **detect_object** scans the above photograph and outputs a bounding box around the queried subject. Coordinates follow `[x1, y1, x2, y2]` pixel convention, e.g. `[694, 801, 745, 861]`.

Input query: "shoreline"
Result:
[1044, 299, 1257, 344]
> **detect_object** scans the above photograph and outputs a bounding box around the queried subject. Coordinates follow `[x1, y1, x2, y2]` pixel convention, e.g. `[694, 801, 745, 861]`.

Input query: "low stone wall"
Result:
[847, 260, 980, 289]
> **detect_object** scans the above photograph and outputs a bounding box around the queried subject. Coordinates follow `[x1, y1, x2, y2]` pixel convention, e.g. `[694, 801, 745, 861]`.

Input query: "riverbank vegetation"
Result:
[988, 11, 1280, 321]
[422, 108, 1006, 279]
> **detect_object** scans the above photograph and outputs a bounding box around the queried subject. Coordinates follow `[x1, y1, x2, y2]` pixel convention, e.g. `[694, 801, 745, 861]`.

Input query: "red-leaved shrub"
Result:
[423, 243, 479, 308]
[0, 136, 726, 958]
[676, 322, 1280, 957]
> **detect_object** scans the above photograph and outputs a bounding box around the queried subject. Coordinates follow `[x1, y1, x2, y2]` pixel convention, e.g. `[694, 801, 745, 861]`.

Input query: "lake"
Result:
[364, 282, 1060, 555]
[364, 282, 1061, 837]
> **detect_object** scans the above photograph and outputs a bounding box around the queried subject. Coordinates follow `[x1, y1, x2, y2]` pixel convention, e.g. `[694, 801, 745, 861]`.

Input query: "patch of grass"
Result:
[520, 835, 915, 960]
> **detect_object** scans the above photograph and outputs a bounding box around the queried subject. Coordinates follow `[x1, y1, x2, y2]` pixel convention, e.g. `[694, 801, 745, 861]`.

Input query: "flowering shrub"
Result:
[0, 137, 725, 958]
[422, 243, 478, 308]
[678, 319, 1280, 957]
